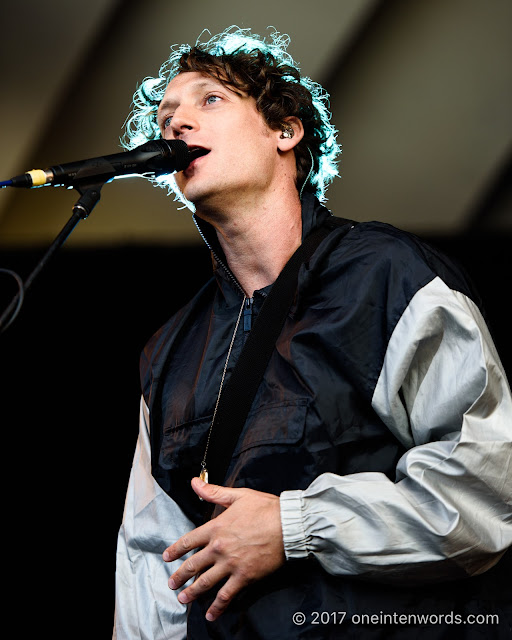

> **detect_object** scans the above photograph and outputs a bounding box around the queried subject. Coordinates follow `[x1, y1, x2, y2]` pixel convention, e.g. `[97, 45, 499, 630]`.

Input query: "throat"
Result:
[204, 197, 303, 297]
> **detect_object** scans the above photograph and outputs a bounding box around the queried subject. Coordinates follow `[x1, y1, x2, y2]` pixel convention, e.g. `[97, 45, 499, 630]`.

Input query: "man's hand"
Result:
[163, 477, 286, 621]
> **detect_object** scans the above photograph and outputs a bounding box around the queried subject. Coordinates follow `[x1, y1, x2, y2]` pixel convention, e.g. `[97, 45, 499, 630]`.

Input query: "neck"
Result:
[196, 188, 303, 298]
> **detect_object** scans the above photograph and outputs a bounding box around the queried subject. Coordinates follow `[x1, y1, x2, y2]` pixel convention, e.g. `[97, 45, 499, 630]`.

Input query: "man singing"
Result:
[113, 27, 511, 639]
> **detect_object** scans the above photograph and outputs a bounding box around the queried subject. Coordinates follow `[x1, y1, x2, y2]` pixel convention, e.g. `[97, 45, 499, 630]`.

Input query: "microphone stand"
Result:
[0, 179, 105, 333]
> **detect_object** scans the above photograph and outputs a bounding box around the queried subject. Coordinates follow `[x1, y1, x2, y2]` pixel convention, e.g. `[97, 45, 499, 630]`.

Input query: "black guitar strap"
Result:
[203, 216, 356, 520]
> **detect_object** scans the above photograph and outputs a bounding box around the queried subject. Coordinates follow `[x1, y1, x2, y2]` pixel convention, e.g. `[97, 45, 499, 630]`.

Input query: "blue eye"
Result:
[163, 116, 172, 128]
[205, 95, 221, 105]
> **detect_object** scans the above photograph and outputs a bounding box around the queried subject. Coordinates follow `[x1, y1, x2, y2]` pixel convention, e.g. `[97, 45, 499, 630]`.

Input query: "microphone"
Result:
[1, 139, 200, 189]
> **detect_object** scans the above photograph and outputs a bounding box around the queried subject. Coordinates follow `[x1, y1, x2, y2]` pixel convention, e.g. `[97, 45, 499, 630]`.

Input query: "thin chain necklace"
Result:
[199, 294, 246, 487]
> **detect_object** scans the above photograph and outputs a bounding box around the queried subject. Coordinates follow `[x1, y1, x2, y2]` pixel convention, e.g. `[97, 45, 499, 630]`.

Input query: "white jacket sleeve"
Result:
[280, 277, 512, 582]
[113, 398, 193, 640]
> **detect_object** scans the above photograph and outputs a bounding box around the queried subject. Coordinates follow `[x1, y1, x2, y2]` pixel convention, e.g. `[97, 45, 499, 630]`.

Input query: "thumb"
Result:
[191, 477, 239, 507]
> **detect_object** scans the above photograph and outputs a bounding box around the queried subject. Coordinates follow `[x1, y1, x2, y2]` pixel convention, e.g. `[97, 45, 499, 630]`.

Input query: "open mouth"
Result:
[187, 146, 210, 162]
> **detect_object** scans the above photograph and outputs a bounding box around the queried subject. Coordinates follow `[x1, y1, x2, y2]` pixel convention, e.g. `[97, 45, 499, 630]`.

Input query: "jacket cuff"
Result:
[280, 490, 309, 560]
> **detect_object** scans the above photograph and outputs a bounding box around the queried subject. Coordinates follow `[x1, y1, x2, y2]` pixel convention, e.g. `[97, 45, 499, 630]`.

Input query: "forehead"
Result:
[160, 72, 232, 105]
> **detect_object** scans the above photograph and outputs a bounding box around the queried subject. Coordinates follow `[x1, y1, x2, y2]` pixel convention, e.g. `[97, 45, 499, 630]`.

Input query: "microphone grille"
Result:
[158, 138, 190, 172]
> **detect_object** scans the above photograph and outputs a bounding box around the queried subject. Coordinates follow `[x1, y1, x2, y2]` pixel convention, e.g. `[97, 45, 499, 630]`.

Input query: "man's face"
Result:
[157, 71, 280, 213]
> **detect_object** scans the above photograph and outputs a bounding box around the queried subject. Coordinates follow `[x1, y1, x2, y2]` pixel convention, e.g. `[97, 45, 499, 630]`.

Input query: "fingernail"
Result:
[169, 578, 176, 589]
[163, 551, 170, 561]
[206, 612, 215, 622]
[178, 592, 189, 604]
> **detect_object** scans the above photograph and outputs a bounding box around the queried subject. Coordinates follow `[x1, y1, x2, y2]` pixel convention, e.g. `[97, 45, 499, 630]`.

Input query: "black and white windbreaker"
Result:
[113, 193, 511, 639]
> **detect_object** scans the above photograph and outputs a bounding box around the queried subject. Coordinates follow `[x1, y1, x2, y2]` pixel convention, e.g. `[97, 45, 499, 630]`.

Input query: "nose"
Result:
[169, 104, 198, 138]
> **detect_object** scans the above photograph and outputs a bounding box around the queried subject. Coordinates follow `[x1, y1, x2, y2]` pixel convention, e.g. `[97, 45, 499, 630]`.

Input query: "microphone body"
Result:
[7, 139, 192, 188]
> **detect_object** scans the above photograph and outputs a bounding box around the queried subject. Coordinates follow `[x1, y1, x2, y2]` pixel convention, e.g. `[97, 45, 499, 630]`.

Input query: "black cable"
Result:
[0, 268, 25, 332]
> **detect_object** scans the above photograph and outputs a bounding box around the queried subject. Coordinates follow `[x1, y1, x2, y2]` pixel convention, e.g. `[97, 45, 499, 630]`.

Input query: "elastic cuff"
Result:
[280, 490, 309, 560]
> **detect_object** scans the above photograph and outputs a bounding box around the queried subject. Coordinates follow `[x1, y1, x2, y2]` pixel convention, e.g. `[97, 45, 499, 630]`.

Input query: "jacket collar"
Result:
[300, 191, 332, 240]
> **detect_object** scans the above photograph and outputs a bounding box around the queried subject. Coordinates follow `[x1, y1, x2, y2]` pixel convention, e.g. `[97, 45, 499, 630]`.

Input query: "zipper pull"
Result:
[243, 297, 253, 332]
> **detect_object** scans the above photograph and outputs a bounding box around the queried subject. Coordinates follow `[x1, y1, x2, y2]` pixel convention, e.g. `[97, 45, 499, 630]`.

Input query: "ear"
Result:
[276, 117, 304, 152]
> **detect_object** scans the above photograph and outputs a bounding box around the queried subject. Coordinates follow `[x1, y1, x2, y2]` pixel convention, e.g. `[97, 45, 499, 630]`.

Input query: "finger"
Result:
[191, 477, 244, 507]
[163, 527, 209, 562]
[168, 547, 213, 590]
[176, 564, 230, 605]
[205, 576, 243, 622]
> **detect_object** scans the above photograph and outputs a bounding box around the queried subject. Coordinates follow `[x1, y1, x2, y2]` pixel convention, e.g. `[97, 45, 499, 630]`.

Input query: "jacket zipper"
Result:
[196, 220, 254, 332]
[243, 297, 254, 332]
[193, 219, 247, 297]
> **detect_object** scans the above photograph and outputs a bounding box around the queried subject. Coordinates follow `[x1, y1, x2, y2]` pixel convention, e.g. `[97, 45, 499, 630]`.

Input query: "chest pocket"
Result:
[234, 398, 308, 454]
[228, 398, 312, 491]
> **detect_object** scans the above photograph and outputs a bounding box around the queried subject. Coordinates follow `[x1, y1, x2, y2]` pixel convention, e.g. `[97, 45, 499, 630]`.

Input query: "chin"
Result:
[180, 186, 207, 207]
[181, 180, 226, 209]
